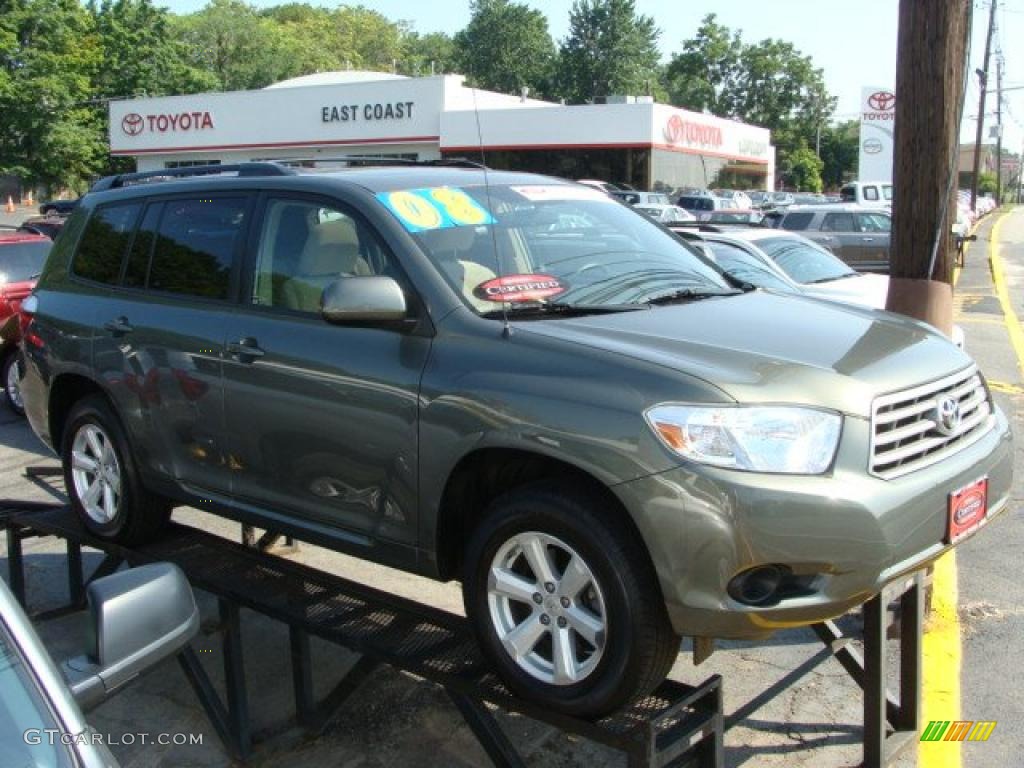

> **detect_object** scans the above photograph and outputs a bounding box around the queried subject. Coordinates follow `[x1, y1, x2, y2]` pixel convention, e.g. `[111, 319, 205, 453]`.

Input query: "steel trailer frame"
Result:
[2, 475, 924, 768]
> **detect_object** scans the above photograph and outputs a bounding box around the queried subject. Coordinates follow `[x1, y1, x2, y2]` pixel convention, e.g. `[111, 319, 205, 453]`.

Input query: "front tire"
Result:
[62, 395, 170, 545]
[2, 352, 24, 417]
[463, 483, 680, 717]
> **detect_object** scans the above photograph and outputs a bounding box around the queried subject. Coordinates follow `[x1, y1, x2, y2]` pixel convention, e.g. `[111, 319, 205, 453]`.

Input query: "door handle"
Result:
[227, 338, 265, 361]
[861, 237, 875, 242]
[103, 317, 133, 335]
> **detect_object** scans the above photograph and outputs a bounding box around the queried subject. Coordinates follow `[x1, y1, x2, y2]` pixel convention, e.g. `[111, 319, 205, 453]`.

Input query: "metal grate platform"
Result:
[3, 502, 723, 767]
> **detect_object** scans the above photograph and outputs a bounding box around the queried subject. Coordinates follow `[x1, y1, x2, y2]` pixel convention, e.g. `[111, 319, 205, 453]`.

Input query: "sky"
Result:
[162, 0, 1024, 152]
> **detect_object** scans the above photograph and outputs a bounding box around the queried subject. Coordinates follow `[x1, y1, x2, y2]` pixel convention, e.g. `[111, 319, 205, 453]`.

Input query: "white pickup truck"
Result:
[840, 180, 892, 208]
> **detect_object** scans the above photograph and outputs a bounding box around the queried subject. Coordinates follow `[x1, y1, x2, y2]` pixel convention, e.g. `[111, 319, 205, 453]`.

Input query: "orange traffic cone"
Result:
[4, 196, 14, 213]
[24, 191, 33, 207]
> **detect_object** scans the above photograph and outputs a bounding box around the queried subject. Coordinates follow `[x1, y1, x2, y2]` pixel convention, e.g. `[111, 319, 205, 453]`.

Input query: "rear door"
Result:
[92, 194, 250, 496]
[819, 211, 862, 266]
[220, 194, 430, 550]
[854, 211, 892, 272]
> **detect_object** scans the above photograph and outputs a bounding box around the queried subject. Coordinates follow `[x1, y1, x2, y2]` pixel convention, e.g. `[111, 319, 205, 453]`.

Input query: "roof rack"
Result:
[269, 155, 487, 170]
[90, 162, 296, 192]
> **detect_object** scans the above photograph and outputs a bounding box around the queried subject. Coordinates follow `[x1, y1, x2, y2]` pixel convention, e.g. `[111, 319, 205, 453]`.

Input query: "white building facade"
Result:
[109, 73, 774, 191]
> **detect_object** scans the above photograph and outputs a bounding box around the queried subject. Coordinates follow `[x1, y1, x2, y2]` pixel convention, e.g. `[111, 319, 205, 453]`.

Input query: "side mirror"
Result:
[63, 563, 199, 710]
[321, 275, 407, 324]
[967, 234, 978, 242]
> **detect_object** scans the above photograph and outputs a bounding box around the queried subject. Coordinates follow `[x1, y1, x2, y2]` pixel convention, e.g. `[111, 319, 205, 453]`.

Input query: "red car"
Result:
[0, 230, 52, 415]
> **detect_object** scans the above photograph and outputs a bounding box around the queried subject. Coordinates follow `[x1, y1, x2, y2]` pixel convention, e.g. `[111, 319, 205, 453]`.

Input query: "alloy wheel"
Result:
[70, 424, 122, 524]
[487, 531, 607, 686]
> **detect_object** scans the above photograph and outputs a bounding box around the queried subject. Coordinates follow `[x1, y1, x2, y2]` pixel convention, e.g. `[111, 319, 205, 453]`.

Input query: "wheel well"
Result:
[435, 448, 652, 583]
[48, 374, 105, 450]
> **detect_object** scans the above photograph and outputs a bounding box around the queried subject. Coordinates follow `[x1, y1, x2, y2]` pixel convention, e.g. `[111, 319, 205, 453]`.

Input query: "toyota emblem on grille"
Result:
[935, 396, 961, 436]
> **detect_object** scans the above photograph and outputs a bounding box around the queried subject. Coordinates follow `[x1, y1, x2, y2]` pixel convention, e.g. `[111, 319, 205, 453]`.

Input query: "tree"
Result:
[453, 0, 555, 96]
[782, 146, 824, 192]
[664, 14, 741, 116]
[0, 0, 106, 192]
[818, 120, 859, 189]
[662, 17, 836, 184]
[558, 0, 662, 103]
[402, 30, 454, 76]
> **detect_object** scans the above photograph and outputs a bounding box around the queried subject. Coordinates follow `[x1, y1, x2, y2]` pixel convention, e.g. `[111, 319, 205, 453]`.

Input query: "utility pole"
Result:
[996, 55, 1003, 204]
[886, 0, 971, 338]
[970, 0, 998, 211]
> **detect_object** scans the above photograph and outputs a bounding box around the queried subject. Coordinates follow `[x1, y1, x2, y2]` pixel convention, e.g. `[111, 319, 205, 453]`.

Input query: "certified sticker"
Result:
[378, 187, 495, 232]
[474, 274, 566, 302]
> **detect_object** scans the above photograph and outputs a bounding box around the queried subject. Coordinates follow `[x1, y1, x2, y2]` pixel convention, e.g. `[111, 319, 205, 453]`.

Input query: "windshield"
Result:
[704, 241, 797, 293]
[755, 235, 856, 285]
[0, 622, 73, 768]
[0, 241, 51, 283]
[384, 184, 732, 313]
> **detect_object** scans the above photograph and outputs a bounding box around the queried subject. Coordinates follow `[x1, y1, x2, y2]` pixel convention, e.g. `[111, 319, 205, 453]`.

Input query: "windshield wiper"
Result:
[807, 273, 858, 284]
[479, 301, 650, 320]
[643, 288, 742, 306]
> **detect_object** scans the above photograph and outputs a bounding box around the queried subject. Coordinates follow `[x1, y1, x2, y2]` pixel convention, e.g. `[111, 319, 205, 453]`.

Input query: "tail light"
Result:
[19, 294, 43, 348]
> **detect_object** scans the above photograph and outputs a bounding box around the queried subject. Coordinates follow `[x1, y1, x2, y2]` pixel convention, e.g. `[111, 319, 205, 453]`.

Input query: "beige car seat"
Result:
[282, 218, 372, 313]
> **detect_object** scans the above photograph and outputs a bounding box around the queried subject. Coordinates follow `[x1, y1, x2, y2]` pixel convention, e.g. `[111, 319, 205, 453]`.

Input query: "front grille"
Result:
[870, 365, 995, 480]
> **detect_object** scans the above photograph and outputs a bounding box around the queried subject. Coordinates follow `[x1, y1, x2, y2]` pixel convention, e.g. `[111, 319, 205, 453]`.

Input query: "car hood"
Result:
[802, 273, 889, 308]
[519, 291, 971, 418]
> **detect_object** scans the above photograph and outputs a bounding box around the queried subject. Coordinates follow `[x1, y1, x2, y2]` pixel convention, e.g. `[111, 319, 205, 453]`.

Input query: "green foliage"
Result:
[402, 31, 455, 77]
[558, 0, 662, 103]
[454, 0, 555, 96]
[783, 146, 825, 192]
[977, 171, 997, 196]
[664, 14, 741, 116]
[0, 0, 106, 190]
[664, 14, 836, 182]
[818, 120, 859, 189]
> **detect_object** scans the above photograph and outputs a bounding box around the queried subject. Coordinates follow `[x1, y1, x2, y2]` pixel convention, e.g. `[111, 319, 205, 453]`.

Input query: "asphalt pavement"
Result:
[0, 206, 1020, 767]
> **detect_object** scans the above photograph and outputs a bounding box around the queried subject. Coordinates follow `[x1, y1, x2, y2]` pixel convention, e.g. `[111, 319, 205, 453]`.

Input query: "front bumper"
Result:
[614, 405, 1014, 639]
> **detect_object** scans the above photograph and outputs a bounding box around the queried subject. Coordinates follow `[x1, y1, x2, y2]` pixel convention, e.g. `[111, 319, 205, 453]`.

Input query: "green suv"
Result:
[19, 163, 1013, 717]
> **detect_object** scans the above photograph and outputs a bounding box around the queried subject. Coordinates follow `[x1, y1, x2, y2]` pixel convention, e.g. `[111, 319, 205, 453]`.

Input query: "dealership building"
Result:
[108, 71, 775, 191]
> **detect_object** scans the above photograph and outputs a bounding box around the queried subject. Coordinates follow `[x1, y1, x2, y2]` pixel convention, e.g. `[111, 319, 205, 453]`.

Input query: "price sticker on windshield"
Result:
[378, 187, 495, 232]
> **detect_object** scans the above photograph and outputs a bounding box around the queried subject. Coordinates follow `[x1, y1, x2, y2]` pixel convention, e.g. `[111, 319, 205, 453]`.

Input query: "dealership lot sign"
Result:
[860, 86, 895, 182]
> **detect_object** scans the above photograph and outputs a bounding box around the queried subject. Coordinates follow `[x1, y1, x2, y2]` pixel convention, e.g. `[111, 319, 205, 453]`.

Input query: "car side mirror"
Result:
[63, 563, 199, 710]
[321, 275, 408, 324]
[967, 234, 978, 242]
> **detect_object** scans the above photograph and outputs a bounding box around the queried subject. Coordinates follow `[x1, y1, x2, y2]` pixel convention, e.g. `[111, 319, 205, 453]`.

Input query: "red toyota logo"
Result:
[867, 91, 895, 111]
[122, 113, 144, 136]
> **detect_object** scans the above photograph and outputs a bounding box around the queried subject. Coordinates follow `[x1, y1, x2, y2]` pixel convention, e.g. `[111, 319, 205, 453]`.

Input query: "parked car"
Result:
[669, 225, 964, 348]
[18, 214, 70, 241]
[609, 190, 671, 206]
[0, 229, 53, 414]
[21, 163, 1011, 717]
[702, 209, 763, 225]
[634, 203, 696, 223]
[575, 179, 621, 194]
[38, 198, 80, 216]
[840, 181, 892, 208]
[711, 189, 753, 209]
[676, 193, 734, 217]
[764, 204, 891, 272]
[0, 561, 198, 767]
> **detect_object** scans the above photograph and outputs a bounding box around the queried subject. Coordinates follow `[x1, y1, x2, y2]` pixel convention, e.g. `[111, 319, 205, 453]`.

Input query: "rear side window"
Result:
[148, 198, 246, 299]
[822, 213, 856, 232]
[780, 212, 814, 231]
[863, 186, 880, 201]
[72, 202, 142, 284]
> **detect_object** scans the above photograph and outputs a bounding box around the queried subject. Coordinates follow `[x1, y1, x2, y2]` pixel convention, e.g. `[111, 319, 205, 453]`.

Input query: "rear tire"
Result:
[61, 395, 170, 545]
[2, 352, 25, 417]
[463, 482, 680, 717]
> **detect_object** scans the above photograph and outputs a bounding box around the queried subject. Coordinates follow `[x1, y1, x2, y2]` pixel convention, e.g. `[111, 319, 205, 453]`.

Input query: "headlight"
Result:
[645, 404, 842, 474]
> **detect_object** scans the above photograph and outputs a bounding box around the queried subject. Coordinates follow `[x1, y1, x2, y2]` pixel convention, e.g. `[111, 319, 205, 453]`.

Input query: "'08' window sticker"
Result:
[378, 187, 496, 232]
